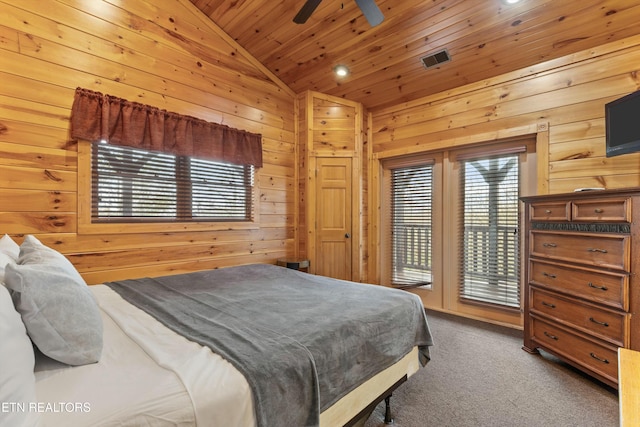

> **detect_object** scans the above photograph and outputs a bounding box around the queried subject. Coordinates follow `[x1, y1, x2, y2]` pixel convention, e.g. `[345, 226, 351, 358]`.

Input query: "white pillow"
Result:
[0, 234, 20, 283]
[0, 284, 41, 426]
[5, 235, 103, 365]
[0, 233, 20, 259]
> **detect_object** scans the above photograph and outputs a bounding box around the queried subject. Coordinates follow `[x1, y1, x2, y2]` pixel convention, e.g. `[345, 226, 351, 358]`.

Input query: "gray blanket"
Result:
[105, 264, 433, 427]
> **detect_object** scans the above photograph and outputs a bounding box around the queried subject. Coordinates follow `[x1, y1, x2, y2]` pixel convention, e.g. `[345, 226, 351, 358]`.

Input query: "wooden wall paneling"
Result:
[304, 91, 317, 273]
[311, 96, 358, 155]
[0, 212, 75, 234]
[0, 21, 19, 51]
[296, 93, 309, 262]
[0, 119, 70, 150]
[20, 228, 291, 255]
[369, 33, 640, 325]
[372, 63, 639, 154]
[1, 1, 293, 133]
[0, 94, 70, 131]
[0, 141, 75, 171]
[68, 239, 292, 273]
[12, 31, 286, 136]
[171, 0, 296, 97]
[372, 32, 640, 134]
[80, 251, 286, 285]
[359, 109, 370, 283]
[0, 165, 75, 192]
[298, 91, 364, 281]
[375, 122, 542, 161]
[0, 189, 75, 213]
[548, 137, 603, 161]
[0, 0, 297, 283]
[536, 124, 550, 195]
[292, 96, 300, 259]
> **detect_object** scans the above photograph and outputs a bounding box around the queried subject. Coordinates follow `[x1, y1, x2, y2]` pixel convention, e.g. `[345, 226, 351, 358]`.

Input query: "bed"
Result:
[1, 235, 433, 427]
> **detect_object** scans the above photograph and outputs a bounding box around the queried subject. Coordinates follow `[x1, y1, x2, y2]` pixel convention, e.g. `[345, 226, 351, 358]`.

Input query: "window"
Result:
[458, 153, 520, 308]
[91, 141, 254, 223]
[390, 163, 434, 287]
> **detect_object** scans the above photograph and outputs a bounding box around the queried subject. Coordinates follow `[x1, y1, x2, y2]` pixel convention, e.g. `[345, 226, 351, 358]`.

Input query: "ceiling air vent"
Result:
[420, 49, 451, 69]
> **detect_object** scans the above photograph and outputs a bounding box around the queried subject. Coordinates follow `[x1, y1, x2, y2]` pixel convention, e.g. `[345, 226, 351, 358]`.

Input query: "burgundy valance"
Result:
[70, 88, 262, 168]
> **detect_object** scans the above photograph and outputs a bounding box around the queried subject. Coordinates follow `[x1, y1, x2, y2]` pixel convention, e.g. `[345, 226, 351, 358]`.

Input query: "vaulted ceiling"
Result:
[190, 0, 640, 111]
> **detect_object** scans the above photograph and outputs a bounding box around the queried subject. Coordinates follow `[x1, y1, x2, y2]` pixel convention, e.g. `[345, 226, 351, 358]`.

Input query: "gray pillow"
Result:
[4, 235, 103, 366]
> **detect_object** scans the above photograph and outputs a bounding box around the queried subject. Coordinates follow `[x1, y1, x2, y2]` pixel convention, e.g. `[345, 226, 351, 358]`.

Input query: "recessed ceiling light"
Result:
[503, 0, 522, 4]
[334, 65, 350, 77]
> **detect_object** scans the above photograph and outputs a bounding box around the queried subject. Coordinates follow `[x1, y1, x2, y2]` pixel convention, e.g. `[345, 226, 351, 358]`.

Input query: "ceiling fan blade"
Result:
[293, 0, 323, 24]
[354, 0, 384, 27]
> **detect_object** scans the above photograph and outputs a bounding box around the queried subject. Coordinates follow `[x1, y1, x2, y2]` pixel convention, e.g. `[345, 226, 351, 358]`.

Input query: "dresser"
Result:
[521, 188, 640, 388]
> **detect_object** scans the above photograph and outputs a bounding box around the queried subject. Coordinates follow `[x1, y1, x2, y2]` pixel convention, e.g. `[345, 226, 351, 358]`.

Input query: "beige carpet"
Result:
[365, 310, 619, 427]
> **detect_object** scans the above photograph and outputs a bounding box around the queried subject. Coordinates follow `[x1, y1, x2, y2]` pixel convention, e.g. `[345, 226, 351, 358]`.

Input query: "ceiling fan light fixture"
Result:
[334, 64, 350, 77]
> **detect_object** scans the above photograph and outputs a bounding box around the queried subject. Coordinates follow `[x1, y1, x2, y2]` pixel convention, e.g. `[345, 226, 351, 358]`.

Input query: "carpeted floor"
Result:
[364, 310, 619, 427]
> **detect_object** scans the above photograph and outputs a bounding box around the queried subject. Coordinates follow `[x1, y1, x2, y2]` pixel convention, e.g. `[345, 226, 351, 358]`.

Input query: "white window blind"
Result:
[390, 163, 433, 287]
[459, 154, 520, 307]
[92, 141, 254, 223]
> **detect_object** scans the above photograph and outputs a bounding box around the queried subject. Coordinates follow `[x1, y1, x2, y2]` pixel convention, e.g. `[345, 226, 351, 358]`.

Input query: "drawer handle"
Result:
[542, 272, 556, 279]
[545, 209, 552, 214]
[588, 282, 608, 291]
[542, 243, 557, 248]
[543, 331, 558, 340]
[589, 352, 610, 364]
[589, 317, 609, 327]
[594, 208, 604, 213]
[587, 248, 608, 253]
[542, 301, 556, 309]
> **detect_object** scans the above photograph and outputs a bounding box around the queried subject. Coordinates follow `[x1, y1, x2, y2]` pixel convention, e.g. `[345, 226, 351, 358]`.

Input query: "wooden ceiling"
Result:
[190, 0, 640, 111]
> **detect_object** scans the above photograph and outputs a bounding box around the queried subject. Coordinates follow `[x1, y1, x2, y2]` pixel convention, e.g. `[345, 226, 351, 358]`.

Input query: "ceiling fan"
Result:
[293, 0, 384, 27]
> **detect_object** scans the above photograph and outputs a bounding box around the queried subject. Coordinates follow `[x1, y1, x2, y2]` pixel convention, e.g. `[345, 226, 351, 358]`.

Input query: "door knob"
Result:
[345, 233, 351, 238]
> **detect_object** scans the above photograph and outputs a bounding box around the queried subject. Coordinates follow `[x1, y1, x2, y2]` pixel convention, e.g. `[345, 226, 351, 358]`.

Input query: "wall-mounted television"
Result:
[606, 89, 640, 157]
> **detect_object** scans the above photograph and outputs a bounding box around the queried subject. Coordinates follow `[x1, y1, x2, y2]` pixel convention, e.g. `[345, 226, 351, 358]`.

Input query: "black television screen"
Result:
[606, 89, 640, 157]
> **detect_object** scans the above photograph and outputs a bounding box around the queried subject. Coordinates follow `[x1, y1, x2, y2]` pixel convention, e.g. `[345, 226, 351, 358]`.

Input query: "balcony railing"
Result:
[392, 223, 432, 286]
[393, 223, 520, 306]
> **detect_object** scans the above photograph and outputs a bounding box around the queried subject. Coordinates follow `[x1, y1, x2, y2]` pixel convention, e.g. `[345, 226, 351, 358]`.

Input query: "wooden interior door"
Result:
[315, 157, 352, 280]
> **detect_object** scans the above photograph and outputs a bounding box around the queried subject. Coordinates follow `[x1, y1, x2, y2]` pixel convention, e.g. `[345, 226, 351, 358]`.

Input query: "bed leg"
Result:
[384, 395, 394, 424]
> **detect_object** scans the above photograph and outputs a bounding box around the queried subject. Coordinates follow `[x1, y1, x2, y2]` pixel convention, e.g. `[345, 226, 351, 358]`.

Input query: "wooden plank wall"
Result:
[0, 0, 296, 284]
[297, 90, 367, 281]
[371, 34, 640, 194]
[368, 33, 640, 323]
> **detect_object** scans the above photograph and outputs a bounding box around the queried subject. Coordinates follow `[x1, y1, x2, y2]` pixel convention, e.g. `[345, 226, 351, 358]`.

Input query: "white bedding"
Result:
[34, 285, 255, 427]
[33, 283, 423, 427]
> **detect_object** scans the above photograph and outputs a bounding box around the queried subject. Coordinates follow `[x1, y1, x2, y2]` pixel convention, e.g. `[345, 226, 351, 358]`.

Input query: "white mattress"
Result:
[34, 285, 256, 427]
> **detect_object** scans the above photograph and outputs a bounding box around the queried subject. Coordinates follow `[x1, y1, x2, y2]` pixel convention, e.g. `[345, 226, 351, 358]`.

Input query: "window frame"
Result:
[78, 141, 260, 234]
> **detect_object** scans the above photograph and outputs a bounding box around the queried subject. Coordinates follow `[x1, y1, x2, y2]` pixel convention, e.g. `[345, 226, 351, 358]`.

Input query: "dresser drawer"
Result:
[530, 287, 628, 346]
[529, 260, 628, 310]
[529, 201, 570, 221]
[530, 230, 629, 270]
[531, 316, 619, 384]
[572, 197, 630, 222]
